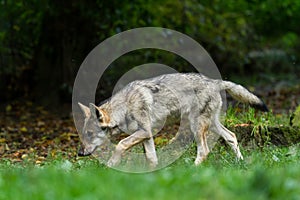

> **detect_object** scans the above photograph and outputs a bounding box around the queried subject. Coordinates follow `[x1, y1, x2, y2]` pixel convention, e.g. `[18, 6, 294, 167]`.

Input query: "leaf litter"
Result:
[0, 83, 299, 165]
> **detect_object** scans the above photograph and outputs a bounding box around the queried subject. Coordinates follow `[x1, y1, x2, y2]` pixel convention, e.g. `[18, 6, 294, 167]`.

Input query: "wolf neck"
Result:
[100, 100, 127, 128]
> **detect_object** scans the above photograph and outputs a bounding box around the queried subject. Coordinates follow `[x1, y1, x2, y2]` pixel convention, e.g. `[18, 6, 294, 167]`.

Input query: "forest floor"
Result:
[0, 78, 299, 165]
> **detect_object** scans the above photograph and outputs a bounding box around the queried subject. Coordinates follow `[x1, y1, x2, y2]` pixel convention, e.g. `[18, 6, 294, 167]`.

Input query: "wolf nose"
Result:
[78, 146, 87, 156]
[77, 151, 84, 157]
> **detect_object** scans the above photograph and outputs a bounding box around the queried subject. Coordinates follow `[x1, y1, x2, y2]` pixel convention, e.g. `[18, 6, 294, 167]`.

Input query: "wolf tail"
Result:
[220, 81, 269, 112]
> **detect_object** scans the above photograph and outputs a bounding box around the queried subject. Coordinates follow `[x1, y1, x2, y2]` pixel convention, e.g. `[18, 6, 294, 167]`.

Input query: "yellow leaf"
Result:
[20, 127, 28, 132]
[21, 154, 28, 159]
[6, 105, 12, 112]
[35, 160, 42, 164]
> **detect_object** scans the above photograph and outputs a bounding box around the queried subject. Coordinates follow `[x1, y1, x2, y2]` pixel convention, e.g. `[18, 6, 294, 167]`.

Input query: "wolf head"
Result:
[77, 102, 110, 156]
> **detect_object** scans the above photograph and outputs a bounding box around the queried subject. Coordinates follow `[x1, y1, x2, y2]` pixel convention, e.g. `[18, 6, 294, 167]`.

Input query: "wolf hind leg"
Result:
[210, 115, 243, 160]
[143, 137, 158, 168]
[190, 116, 210, 166]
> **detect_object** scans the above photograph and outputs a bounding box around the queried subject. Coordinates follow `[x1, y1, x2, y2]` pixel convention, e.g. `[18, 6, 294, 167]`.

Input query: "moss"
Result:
[291, 105, 300, 127]
[282, 126, 300, 144]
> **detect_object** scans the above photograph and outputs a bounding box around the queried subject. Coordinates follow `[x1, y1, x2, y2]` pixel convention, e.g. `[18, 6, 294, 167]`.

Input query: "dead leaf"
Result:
[20, 127, 28, 132]
[234, 123, 251, 127]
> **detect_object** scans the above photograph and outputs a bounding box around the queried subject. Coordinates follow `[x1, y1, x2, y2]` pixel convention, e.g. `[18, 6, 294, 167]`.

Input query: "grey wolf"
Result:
[77, 73, 268, 167]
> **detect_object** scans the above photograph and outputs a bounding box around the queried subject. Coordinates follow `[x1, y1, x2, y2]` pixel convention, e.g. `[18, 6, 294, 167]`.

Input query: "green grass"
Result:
[224, 105, 289, 128]
[1, 107, 299, 200]
[1, 145, 300, 200]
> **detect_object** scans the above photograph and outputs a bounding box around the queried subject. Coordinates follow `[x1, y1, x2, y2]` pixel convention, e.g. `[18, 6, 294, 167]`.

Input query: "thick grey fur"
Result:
[78, 73, 268, 167]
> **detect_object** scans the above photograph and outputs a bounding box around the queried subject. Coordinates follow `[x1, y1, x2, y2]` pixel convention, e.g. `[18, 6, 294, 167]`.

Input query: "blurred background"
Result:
[0, 0, 300, 167]
[0, 0, 299, 111]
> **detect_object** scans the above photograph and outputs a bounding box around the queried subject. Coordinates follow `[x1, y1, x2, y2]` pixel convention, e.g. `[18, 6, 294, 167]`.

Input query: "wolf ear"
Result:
[78, 102, 90, 118]
[89, 103, 110, 126]
[89, 103, 103, 119]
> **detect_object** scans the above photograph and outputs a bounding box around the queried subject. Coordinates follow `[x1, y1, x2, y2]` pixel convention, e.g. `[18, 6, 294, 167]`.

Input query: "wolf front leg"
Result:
[107, 129, 152, 167]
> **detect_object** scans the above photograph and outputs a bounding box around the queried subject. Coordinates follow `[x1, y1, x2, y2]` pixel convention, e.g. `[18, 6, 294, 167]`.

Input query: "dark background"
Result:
[1, 0, 299, 111]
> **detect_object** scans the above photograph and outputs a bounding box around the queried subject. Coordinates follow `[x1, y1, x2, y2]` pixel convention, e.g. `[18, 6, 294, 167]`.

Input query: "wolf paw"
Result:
[194, 157, 206, 166]
[107, 155, 121, 167]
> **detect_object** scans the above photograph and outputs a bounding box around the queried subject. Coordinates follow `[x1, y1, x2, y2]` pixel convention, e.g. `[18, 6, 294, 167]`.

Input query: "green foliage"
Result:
[0, 0, 47, 100]
[224, 105, 289, 128]
[1, 0, 299, 73]
[249, 0, 300, 37]
[291, 105, 300, 127]
[0, 0, 45, 71]
[1, 0, 300, 103]
[224, 106, 293, 146]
